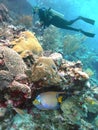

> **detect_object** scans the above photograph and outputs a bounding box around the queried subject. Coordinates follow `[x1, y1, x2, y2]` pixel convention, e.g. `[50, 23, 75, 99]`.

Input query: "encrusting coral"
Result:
[28, 56, 61, 87]
[11, 30, 43, 58]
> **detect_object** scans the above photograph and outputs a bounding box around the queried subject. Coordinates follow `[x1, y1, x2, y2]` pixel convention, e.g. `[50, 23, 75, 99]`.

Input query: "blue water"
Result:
[28, 0, 98, 50]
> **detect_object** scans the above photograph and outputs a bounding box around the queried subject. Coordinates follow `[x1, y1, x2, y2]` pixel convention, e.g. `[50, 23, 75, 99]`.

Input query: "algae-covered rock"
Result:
[0, 46, 27, 75]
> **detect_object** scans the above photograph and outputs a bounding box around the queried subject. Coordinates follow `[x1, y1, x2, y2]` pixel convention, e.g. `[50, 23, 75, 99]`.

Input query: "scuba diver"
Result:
[33, 7, 95, 37]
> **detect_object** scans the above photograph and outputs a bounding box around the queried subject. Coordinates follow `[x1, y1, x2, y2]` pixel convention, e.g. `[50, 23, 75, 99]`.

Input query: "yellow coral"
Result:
[29, 56, 61, 86]
[11, 31, 43, 57]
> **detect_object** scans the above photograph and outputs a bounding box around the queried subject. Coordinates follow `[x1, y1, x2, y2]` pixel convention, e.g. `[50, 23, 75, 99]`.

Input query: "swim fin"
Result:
[80, 16, 95, 25]
[80, 29, 95, 37]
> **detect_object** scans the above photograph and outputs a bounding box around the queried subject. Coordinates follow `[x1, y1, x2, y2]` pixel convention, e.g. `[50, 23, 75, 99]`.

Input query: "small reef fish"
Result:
[33, 91, 65, 110]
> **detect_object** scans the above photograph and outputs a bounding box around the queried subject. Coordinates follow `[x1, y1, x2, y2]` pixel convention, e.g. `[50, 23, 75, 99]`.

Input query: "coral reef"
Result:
[0, 41, 98, 130]
[11, 31, 43, 57]
[0, 1, 98, 129]
[0, 30, 98, 129]
[28, 56, 61, 87]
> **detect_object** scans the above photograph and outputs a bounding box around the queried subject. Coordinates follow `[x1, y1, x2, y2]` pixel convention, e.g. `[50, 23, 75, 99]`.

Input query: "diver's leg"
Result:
[66, 17, 81, 25]
[63, 26, 80, 31]
[79, 16, 95, 25]
[79, 29, 95, 37]
[66, 16, 95, 25]
[51, 16, 82, 27]
[64, 26, 95, 37]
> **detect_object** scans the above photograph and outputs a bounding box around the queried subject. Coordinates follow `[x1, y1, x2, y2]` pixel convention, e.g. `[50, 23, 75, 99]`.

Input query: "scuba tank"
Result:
[48, 8, 65, 19]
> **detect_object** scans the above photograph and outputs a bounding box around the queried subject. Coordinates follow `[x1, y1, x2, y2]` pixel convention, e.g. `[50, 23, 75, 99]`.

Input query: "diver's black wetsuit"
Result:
[38, 7, 95, 37]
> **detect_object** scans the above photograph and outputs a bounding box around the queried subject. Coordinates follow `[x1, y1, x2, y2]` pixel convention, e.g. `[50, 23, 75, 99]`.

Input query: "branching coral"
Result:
[63, 34, 86, 55]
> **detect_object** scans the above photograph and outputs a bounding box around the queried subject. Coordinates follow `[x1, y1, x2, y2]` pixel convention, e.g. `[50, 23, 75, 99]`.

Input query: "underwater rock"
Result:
[0, 46, 27, 75]
[0, 46, 31, 99]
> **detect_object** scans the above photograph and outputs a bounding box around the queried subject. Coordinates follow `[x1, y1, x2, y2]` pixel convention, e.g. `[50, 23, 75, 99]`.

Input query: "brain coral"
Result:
[11, 31, 43, 57]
